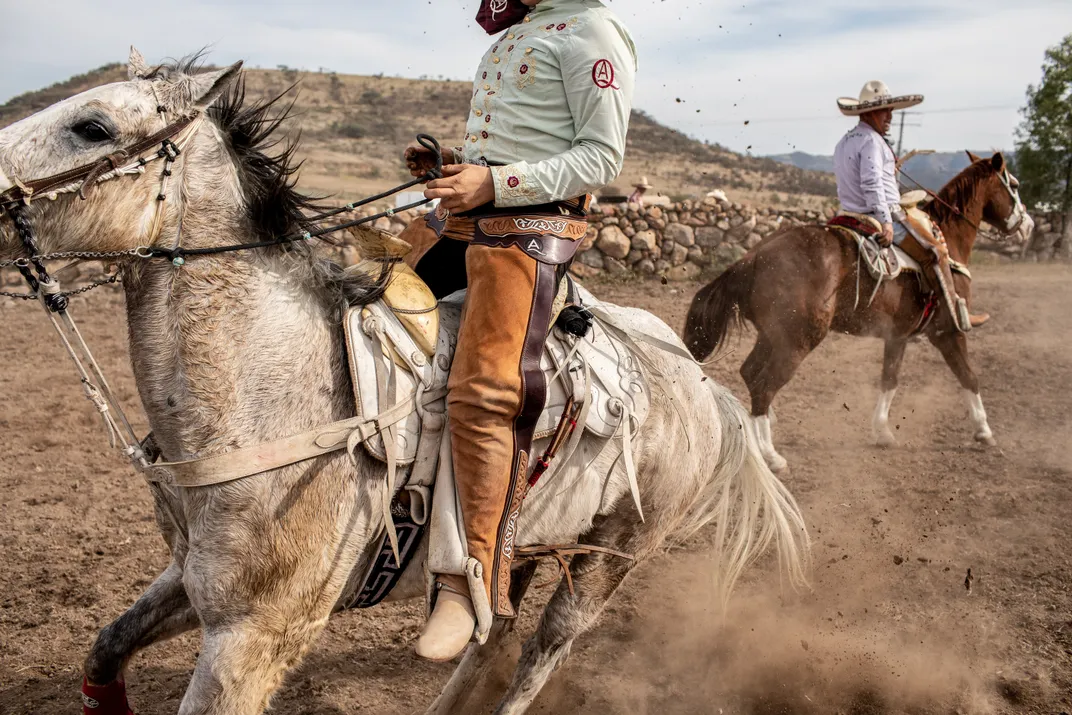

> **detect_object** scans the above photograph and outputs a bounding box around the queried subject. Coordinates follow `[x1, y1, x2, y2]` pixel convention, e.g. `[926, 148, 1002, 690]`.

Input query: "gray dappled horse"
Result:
[0, 53, 807, 715]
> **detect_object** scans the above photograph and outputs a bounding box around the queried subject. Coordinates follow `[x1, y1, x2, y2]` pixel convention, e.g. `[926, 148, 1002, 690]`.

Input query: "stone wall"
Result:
[572, 197, 833, 281]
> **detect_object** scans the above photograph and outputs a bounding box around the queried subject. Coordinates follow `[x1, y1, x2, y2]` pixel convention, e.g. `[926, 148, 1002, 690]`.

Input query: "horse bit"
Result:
[0, 108, 444, 475]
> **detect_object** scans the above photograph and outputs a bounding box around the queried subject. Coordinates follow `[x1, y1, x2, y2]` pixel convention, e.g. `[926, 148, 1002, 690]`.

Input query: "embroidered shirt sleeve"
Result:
[492, 13, 637, 207]
[859, 134, 892, 225]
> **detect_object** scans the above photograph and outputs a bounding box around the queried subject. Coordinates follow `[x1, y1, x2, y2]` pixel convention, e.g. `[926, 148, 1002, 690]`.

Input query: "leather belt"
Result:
[425, 196, 591, 266]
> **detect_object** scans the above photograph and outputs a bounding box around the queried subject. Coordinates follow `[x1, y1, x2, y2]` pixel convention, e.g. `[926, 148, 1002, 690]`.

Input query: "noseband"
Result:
[0, 113, 204, 311]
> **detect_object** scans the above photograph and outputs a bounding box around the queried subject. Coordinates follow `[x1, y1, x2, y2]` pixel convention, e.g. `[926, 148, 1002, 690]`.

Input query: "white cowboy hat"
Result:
[837, 80, 923, 116]
[633, 176, 654, 189]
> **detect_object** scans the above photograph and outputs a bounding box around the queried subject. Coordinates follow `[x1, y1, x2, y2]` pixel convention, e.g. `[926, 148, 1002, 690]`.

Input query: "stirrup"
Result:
[956, 298, 972, 333]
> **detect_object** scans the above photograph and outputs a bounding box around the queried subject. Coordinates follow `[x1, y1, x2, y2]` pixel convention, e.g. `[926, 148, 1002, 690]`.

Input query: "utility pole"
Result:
[894, 110, 923, 156]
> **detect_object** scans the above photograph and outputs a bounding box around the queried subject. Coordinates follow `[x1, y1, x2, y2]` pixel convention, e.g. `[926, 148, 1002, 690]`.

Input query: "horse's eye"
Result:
[1010, 177, 1020, 189]
[72, 119, 114, 143]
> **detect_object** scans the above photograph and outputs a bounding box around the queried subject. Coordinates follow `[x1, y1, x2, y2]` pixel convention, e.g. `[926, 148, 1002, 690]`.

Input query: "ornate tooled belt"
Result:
[425, 196, 591, 265]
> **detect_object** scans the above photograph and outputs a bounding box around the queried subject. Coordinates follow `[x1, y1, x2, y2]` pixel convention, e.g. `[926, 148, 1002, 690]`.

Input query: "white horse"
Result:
[0, 53, 808, 715]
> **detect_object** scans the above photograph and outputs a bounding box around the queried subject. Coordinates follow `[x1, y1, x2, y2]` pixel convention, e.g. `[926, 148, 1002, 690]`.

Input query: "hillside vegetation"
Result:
[1, 63, 836, 209]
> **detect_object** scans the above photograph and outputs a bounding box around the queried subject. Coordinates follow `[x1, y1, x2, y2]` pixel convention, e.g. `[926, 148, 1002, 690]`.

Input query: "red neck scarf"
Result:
[475, 0, 530, 35]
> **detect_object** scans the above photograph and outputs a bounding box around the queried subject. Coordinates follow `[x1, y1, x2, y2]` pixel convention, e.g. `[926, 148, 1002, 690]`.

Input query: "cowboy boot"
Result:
[415, 243, 557, 661]
[969, 312, 990, 328]
[899, 233, 969, 332]
[82, 677, 135, 715]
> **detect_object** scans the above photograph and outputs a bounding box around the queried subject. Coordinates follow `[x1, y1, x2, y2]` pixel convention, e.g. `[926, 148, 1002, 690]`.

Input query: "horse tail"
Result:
[682, 258, 752, 360]
[698, 382, 810, 605]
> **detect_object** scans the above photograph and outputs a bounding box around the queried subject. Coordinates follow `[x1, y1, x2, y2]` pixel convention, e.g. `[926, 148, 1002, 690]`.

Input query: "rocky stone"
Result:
[631, 230, 658, 253]
[666, 262, 702, 281]
[601, 216, 619, 226]
[579, 225, 599, 252]
[373, 217, 392, 231]
[669, 242, 689, 266]
[622, 225, 636, 238]
[686, 246, 705, 264]
[651, 218, 667, 230]
[633, 219, 650, 232]
[654, 259, 671, 274]
[745, 232, 763, 249]
[716, 218, 731, 231]
[665, 223, 695, 247]
[628, 249, 648, 265]
[729, 215, 758, 239]
[646, 206, 663, 221]
[695, 226, 725, 247]
[637, 258, 656, 275]
[569, 263, 601, 279]
[577, 250, 605, 269]
[596, 225, 630, 259]
[729, 214, 745, 228]
[603, 256, 629, 275]
[339, 245, 359, 266]
[712, 242, 747, 269]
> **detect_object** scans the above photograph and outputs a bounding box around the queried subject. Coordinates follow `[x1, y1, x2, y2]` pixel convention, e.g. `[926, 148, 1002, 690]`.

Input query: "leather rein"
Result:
[898, 162, 1027, 236]
[0, 115, 445, 486]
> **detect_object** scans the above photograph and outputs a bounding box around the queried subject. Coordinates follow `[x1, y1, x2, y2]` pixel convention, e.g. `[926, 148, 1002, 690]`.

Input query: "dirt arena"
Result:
[0, 262, 1069, 714]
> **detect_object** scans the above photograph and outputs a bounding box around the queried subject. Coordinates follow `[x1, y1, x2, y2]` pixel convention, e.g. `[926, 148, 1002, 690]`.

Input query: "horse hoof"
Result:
[766, 454, 789, 473]
[975, 434, 997, 448]
[874, 432, 898, 448]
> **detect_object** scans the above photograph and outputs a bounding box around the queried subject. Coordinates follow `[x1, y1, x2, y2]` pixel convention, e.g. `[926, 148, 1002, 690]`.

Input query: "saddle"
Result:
[341, 261, 655, 634]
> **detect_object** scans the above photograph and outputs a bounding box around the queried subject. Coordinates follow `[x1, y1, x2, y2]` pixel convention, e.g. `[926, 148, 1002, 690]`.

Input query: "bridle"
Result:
[898, 160, 1028, 237]
[0, 108, 444, 481]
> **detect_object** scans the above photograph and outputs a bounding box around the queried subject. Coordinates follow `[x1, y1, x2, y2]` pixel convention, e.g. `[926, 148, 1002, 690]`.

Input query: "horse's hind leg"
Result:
[425, 561, 538, 715]
[928, 330, 995, 445]
[493, 511, 641, 715]
[872, 338, 908, 447]
[83, 563, 197, 712]
[742, 330, 822, 472]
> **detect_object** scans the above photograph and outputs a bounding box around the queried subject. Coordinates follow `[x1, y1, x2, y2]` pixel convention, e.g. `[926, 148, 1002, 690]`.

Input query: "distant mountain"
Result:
[0, 63, 837, 210]
[769, 149, 1012, 192]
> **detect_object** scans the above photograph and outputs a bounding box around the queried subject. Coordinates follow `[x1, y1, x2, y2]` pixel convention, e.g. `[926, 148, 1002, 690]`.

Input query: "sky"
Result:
[1, 0, 1070, 156]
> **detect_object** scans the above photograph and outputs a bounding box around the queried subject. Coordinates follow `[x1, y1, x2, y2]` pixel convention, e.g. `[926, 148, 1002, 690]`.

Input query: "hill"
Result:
[768, 149, 1013, 192]
[1, 63, 837, 209]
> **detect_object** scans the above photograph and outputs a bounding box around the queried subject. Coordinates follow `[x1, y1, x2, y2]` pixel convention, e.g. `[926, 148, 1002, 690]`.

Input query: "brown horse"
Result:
[683, 152, 1033, 472]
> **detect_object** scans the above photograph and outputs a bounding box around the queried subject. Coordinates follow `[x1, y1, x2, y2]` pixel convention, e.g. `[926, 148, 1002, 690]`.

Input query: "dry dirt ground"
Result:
[0, 263, 1069, 715]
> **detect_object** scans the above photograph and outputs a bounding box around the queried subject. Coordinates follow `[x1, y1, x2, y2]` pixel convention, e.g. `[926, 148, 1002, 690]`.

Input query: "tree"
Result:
[1014, 34, 1072, 258]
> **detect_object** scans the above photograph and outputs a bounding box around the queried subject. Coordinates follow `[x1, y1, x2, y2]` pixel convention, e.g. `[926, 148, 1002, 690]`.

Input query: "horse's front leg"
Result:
[177, 475, 372, 715]
[872, 338, 907, 447]
[928, 330, 995, 445]
[83, 563, 198, 714]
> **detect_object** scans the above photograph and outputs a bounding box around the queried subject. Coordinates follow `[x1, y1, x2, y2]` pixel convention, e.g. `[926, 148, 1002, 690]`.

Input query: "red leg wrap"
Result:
[82, 676, 135, 715]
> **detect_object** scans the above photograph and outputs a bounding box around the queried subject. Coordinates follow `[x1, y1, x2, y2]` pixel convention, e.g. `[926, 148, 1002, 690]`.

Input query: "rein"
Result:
[898, 161, 1026, 235]
[0, 119, 445, 483]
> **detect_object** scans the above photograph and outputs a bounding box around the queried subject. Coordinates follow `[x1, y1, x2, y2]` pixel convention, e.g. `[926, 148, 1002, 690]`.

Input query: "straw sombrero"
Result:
[633, 176, 654, 189]
[837, 80, 923, 116]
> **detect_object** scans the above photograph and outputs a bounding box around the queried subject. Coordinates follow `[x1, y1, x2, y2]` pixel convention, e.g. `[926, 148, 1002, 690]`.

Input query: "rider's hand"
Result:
[424, 164, 495, 213]
[878, 222, 894, 247]
[404, 145, 455, 180]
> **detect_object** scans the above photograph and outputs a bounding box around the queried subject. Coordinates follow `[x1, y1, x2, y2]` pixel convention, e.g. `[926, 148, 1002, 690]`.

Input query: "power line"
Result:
[700, 104, 1019, 127]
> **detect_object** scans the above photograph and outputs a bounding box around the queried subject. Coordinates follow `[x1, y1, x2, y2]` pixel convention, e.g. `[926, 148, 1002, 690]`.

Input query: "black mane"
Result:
[160, 57, 389, 307]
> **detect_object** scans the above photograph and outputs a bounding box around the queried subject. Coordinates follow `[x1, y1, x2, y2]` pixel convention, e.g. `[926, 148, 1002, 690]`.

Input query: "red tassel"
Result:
[82, 676, 135, 715]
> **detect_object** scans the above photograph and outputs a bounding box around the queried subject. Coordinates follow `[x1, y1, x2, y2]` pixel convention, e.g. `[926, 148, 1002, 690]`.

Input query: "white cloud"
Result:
[2, 0, 1069, 155]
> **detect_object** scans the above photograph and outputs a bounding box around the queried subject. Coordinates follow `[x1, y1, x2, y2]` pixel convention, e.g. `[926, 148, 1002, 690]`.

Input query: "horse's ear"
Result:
[188, 61, 244, 112]
[965, 150, 982, 163]
[128, 46, 150, 80]
[990, 152, 1005, 172]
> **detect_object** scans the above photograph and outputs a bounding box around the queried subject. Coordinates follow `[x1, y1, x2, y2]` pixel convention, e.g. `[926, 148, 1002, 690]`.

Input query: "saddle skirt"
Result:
[343, 277, 651, 470]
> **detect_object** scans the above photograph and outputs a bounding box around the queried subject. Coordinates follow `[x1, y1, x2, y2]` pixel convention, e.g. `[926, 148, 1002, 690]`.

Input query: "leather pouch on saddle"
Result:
[895, 208, 970, 332]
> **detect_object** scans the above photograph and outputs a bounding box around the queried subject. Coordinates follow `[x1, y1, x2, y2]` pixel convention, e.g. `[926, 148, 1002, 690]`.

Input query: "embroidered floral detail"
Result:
[508, 44, 515, 52]
[514, 55, 537, 90]
[482, 71, 487, 79]
[541, 17, 578, 33]
[556, 22, 566, 30]
[493, 166, 540, 203]
[481, 130, 489, 139]
[485, 114, 492, 123]
[488, 91, 496, 95]
[497, 71, 502, 80]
